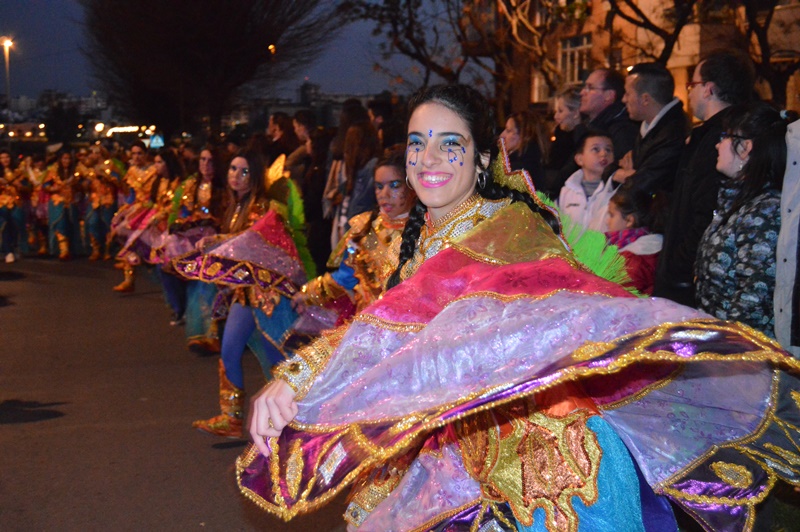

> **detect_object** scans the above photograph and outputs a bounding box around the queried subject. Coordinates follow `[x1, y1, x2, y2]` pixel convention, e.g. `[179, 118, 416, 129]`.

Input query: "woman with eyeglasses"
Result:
[695, 102, 788, 336]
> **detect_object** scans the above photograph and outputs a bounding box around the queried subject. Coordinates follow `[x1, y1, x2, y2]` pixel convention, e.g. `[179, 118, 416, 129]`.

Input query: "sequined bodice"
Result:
[400, 195, 510, 280]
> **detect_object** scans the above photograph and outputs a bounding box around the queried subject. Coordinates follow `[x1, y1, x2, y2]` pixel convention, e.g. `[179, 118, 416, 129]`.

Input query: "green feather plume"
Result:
[536, 192, 640, 297]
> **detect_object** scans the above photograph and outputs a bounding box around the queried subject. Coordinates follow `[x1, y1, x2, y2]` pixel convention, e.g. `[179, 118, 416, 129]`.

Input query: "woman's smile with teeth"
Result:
[419, 172, 452, 187]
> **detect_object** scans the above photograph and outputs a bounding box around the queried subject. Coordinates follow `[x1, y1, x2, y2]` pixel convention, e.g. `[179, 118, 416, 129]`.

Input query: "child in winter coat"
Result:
[605, 184, 663, 295]
[558, 130, 616, 232]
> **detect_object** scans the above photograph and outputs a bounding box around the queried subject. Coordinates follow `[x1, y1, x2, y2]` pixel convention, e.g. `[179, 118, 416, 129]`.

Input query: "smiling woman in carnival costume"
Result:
[238, 84, 800, 532]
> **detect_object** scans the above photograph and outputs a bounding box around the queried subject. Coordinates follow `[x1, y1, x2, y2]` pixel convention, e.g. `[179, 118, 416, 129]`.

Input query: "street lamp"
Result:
[1, 38, 12, 110]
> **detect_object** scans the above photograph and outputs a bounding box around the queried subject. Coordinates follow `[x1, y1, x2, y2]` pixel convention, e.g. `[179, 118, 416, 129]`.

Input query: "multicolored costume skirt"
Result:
[236, 203, 800, 531]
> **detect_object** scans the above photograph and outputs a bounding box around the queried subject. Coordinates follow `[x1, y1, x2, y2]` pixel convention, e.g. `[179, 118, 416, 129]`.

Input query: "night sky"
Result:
[0, 0, 413, 100]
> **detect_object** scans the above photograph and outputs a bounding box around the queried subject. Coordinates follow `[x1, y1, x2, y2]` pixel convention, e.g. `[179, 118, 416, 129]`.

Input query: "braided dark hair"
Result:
[386, 84, 561, 289]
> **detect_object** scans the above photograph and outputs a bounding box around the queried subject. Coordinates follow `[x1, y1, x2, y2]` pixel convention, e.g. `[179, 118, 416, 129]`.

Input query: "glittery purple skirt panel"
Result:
[237, 287, 800, 529]
[172, 229, 307, 293]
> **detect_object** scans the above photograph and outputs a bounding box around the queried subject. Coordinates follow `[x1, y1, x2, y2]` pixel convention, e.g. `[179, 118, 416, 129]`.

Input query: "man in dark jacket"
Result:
[653, 51, 755, 306]
[613, 62, 689, 196]
[579, 68, 639, 163]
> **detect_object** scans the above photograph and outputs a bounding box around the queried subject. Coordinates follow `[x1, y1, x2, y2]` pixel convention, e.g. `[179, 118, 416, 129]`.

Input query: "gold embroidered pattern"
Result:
[206, 262, 222, 276]
[401, 196, 509, 280]
[792, 390, 800, 412]
[711, 461, 753, 489]
[286, 439, 304, 499]
[457, 405, 601, 532]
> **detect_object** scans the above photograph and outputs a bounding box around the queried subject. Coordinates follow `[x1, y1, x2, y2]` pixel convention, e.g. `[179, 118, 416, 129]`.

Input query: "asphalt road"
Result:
[0, 257, 347, 531]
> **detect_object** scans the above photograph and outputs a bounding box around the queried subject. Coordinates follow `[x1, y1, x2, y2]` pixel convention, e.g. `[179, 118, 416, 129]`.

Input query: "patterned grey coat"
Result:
[695, 181, 781, 337]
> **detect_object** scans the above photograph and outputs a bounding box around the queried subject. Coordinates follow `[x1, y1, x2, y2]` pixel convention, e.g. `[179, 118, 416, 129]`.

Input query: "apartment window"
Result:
[560, 34, 592, 84]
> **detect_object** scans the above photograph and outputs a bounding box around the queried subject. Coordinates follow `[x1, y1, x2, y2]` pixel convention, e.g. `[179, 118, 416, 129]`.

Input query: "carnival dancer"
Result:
[24, 154, 50, 256]
[292, 146, 415, 329]
[171, 146, 228, 353]
[0, 150, 33, 261]
[111, 147, 167, 292]
[83, 145, 125, 260]
[173, 151, 312, 438]
[153, 146, 226, 327]
[240, 85, 800, 531]
[109, 141, 155, 289]
[44, 150, 79, 261]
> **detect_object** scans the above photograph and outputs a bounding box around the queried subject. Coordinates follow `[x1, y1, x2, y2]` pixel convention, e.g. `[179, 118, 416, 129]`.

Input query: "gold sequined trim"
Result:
[354, 313, 426, 333]
[711, 461, 753, 489]
[286, 439, 304, 499]
[426, 194, 483, 230]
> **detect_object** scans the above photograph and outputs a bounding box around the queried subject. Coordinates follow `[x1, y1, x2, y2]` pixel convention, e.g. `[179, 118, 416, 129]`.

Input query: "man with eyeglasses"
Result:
[579, 68, 638, 164]
[653, 51, 755, 307]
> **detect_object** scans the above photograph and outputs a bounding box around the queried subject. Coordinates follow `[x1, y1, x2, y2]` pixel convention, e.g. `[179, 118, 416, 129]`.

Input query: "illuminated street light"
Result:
[1, 38, 12, 110]
[95, 122, 105, 133]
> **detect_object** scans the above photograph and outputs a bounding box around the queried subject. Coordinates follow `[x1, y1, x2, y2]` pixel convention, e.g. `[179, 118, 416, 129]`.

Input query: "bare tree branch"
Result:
[81, 0, 344, 138]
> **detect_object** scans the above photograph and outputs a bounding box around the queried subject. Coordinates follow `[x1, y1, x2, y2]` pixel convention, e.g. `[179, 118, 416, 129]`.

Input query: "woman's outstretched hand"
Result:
[249, 378, 298, 457]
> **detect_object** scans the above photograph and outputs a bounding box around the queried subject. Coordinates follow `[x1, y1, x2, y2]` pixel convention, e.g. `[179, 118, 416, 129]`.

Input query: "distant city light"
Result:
[38, 123, 45, 129]
[8, 131, 15, 137]
[268, 44, 276, 55]
[105, 125, 141, 137]
[24, 131, 31, 137]
[95, 123, 105, 133]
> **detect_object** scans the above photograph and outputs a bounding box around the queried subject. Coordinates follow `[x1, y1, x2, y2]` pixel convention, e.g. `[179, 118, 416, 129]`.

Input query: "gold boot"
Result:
[113, 263, 135, 292]
[88, 236, 102, 261]
[56, 232, 71, 261]
[37, 232, 48, 256]
[193, 359, 245, 438]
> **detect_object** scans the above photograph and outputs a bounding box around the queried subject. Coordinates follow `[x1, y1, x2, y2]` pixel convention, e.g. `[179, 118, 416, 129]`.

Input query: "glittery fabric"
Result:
[236, 202, 800, 531]
[303, 210, 404, 323]
[173, 210, 307, 292]
[400, 195, 510, 280]
[354, 441, 481, 531]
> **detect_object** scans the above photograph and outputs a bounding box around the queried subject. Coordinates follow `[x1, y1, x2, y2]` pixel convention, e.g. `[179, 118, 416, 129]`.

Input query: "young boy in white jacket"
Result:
[558, 131, 617, 232]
